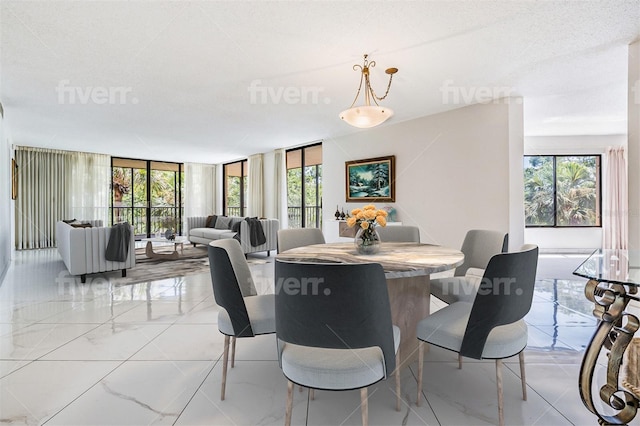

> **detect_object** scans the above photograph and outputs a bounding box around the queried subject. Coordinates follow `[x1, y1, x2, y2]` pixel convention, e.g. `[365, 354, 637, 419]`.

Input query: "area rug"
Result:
[103, 244, 269, 286]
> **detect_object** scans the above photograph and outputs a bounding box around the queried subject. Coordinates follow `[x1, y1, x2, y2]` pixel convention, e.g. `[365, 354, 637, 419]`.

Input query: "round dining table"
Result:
[276, 242, 464, 368]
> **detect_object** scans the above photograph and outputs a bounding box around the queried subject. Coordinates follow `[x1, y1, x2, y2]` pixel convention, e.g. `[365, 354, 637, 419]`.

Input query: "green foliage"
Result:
[524, 156, 598, 227]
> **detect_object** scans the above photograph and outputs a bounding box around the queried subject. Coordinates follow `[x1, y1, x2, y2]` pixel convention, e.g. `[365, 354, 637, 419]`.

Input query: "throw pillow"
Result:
[229, 217, 243, 232]
[62, 218, 77, 224]
[205, 215, 218, 228]
[214, 216, 231, 230]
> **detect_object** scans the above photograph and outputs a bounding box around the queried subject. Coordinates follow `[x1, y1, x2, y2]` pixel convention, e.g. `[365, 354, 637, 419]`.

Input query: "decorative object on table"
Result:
[346, 155, 395, 202]
[334, 205, 341, 220]
[382, 205, 397, 222]
[340, 208, 346, 220]
[164, 229, 175, 240]
[339, 54, 398, 128]
[347, 204, 387, 254]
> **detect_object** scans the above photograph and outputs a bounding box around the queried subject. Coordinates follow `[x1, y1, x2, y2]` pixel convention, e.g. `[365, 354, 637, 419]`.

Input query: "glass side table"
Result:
[573, 249, 640, 424]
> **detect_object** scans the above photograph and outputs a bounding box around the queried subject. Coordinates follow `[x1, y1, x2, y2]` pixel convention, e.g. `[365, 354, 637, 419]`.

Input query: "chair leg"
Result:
[360, 387, 368, 426]
[285, 380, 294, 426]
[231, 336, 236, 368]
[395, 346, 401, 412]
[458, 354, 463, 369]
[519, 351, 527, 401]
[416, 341, 424, 407]
[496, 359, 504, 426]
[221, 335, 230, 400]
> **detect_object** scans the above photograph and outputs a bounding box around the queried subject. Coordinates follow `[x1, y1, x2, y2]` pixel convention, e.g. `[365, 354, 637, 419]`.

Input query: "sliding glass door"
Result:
[111, 158, 183, 238]
[286, 143, 322, 228]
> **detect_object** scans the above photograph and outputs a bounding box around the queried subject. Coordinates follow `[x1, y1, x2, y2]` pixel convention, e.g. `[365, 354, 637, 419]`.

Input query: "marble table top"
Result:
[276, 242, 464, 278]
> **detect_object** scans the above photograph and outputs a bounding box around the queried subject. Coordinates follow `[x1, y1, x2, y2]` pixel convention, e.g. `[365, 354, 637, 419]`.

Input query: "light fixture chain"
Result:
[370, 73, 394, 102]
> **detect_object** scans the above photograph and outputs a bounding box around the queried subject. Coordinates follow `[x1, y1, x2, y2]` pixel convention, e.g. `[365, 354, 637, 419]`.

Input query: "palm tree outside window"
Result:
[524, 155, 601, 227]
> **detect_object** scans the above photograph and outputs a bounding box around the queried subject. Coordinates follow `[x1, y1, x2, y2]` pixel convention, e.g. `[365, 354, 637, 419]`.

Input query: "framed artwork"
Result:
[11, 158, 17, 200]
[345, 155, 395, 202]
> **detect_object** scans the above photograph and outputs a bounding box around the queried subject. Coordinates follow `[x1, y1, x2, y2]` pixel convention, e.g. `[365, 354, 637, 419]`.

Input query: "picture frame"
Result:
[11, 158, 17, 200]
[345, 155, 395, 202]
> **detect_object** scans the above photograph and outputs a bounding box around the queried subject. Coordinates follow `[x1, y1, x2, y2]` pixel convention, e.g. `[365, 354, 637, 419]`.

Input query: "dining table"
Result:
[276, 242, 464, 369]
[572, 249, 640, 425]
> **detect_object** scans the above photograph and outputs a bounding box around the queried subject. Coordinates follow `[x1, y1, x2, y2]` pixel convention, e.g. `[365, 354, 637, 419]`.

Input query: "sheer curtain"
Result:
[14, 146, 109, 249]
[15, 147, 71, 249]
[184, 163, 216, 221]
[70, 151, 110, 225]
[603, 146, 628, 250]
[273, 148, 288, 228]
[248, 153, 264, 217]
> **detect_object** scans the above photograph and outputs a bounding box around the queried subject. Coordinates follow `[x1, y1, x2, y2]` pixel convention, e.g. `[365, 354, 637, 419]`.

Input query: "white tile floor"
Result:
[0, 249, 638, 425]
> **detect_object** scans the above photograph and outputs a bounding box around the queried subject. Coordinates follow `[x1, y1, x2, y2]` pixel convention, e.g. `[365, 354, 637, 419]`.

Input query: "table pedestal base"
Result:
[145, 241, 181, 260]
[387, 275, 430, 370]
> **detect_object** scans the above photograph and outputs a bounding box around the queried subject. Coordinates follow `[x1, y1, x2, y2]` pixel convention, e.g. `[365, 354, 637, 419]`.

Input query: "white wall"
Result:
[323, 100, 521, 250]
[524, 134, 626, 250]
[0, 104, 11, 284]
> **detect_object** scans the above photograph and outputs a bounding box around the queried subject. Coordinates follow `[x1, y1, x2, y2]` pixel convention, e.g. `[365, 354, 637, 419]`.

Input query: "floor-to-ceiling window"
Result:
[223, 160, 247, 217]
[524, 155, 601, 227]
[111, 158, 184, 238]
[286, 143, 322, 228]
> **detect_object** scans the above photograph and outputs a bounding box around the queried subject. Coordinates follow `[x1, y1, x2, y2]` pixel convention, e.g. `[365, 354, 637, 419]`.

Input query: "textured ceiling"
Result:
[1, 1, 639, 163]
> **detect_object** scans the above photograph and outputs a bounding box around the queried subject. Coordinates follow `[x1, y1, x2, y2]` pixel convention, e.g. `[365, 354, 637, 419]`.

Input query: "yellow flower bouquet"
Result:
[346, 204, 387, 254]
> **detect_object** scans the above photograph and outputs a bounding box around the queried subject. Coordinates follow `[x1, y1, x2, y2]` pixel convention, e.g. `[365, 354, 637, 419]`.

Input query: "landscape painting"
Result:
[345, 155, 395, 202]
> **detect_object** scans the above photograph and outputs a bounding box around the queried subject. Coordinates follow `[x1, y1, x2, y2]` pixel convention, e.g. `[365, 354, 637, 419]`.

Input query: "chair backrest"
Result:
[455, 229, 509, 276]
[376, 225, 420, 243]
[275, 260, 396, 378]
[208, 239, 258, 337]
[277, 228, 325, 253]
[459, 244, 538, 359]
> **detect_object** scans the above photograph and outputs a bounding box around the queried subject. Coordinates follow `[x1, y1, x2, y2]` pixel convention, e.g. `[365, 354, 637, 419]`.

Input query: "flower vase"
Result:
[354, 226, 381, 255]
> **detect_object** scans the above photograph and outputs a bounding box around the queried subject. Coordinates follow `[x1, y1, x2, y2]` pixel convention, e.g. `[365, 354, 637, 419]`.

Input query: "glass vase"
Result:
[354, 226, 381, 255]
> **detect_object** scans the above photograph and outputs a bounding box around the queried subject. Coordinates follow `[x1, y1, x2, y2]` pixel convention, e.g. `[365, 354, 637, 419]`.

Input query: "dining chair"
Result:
[376, 225, 420, 242]
[416, 244, 538, 426]
[430, 229, 508, 304]
[275, 260, 401, 426]
[208, 239, 276, 400]
[277, 227, 325, 253]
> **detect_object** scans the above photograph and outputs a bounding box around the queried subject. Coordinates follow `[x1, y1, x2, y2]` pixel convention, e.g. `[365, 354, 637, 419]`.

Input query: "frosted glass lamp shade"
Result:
[339, 105, 394, 129]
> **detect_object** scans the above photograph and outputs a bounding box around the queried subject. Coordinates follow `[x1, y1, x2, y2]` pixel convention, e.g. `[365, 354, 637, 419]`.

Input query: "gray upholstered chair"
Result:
[275, 260, 401, 426]
[208, 239, 276, 400]
[277, 228, 325, 253]
[430, 229, 508, 304]
[376, 225, 420, 243]
[416, 244, 538, 426]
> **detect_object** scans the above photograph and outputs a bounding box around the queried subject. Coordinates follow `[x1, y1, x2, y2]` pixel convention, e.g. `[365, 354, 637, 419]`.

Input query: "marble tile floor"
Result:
[0, 249, 638, 425]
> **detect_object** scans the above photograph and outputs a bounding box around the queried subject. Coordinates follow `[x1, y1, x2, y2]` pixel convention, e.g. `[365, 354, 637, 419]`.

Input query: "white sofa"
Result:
[186, 216, 279, 255]
[56, 220, 136, 283]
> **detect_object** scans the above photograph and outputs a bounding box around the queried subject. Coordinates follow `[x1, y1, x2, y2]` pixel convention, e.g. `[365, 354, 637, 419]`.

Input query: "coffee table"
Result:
[140, 236, 188, 260]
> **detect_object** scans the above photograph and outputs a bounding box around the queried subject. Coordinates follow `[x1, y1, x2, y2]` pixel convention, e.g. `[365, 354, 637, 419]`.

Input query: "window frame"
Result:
[223, 159, 248, 217]
[286, 142, 322, 228]
[524, 154, 602, 228]
[110, 157, 184, 238]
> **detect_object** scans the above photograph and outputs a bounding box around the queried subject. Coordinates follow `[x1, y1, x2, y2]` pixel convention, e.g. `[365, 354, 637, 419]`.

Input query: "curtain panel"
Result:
[248, 153, 264, 218]
[273, 148, 288, 228]
[14, 146, 109, 249]
[603, 146, 628, 250]
[184, 162, 217, 223]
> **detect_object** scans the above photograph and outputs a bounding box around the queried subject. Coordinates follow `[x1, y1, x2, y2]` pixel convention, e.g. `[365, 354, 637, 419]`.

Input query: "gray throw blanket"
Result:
[233, 217, 266, 247]
[106, 222, 131, 261]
